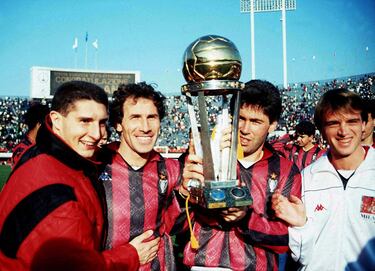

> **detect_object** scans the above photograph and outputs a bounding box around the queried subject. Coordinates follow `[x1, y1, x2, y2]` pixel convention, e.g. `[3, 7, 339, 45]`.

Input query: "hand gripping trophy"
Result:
[181, 35, 253, 209]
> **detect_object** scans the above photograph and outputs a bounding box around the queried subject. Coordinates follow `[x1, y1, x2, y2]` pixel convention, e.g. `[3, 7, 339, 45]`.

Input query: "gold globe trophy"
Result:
[181, 35, 253, 209]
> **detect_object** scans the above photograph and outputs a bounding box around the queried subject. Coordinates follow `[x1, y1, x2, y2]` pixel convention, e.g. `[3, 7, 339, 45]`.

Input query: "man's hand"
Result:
[129, 230, 160, 265]
[271, 189, 306, 227]
[179, 154, 204, 198]
[220, 206, 248, 223]
[220, 126, 232, 150]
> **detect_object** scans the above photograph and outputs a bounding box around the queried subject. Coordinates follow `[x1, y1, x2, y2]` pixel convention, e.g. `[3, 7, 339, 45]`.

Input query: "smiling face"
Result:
[117, 97, 160, 165]
[322, 109, 365, 160]
[238, 104, 277, 161]
[50, 99, 108, 158]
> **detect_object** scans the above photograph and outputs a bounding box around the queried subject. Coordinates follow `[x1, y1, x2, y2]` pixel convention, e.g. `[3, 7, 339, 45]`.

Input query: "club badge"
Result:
[360, 195, 375, 221]
[268, 173, 278, 193]
[312, 153, 317, 161]
[99, 165, 112, 182]
[159, 173, 168, 195]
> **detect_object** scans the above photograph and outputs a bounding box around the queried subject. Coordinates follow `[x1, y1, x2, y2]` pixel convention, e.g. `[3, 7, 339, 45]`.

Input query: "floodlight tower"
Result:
[240, 0, 296, 88]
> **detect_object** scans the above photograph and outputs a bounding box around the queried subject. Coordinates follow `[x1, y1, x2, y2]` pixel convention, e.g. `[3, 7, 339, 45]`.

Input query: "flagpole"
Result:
[72, 37, 78, 69]
[85, 32, 88, 69]
[92, 39, 99, 70]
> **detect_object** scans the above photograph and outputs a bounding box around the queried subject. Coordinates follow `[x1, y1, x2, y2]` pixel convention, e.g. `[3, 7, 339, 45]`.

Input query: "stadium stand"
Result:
[0, 74, 374, 164]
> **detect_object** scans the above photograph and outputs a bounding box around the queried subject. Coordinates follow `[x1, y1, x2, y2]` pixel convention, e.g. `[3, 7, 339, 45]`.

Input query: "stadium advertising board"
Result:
[30, 67, 140, 99]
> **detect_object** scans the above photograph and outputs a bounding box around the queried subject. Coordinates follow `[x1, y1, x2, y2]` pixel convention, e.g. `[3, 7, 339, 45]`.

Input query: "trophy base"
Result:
[190, 180, 253, 209]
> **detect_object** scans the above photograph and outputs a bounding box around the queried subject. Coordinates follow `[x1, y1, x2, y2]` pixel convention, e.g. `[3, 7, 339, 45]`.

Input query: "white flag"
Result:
[92, 39, 98, 49]
[72, 37, 78, 50]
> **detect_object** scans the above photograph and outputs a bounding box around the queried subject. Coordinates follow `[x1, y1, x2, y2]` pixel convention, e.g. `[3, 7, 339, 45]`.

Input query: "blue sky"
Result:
[0, 0, 374, 97]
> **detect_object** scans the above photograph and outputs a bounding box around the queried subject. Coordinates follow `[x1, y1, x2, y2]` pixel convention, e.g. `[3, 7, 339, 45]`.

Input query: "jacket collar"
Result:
[309, 146, 373, 174]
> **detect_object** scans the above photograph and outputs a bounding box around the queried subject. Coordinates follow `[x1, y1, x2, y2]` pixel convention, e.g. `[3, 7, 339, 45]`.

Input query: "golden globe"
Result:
[182, 35, 242, 83]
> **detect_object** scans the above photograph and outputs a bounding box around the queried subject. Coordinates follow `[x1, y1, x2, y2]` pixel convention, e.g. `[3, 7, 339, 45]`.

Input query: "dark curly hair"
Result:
[109, 82, 166, 128]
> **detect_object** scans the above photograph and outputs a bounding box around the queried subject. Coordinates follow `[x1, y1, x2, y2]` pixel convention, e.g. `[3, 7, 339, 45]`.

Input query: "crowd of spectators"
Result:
[0, 97, 30, 152]
[0, 74, 374, 156]
[279, 74, 374, 133]
[158, 95, 222, 150]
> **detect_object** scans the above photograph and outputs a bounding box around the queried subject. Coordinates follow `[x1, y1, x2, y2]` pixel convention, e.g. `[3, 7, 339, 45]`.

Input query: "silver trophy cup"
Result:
[181, 35, 253, 209]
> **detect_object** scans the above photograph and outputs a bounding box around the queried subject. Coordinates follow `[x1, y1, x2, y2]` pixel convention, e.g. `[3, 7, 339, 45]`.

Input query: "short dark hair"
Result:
[231, 79, 282, 123]
[295, 121, 316, 137]
[24, 103, 50, 130]
[362, 98, 375, 119]
[314, 88, 367, 132]
[51, 81, 108, 116]
[110, 82, 166, 128]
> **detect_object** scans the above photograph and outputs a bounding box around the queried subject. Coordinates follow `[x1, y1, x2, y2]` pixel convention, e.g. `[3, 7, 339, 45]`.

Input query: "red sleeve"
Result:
[7, 200, 140, 271]
[163, 159, 191, 235]
[0, 252, 28, 271]
[272, 140, 293, 159]
[272, 141, 287, 153]
[30, 238, 139, 271]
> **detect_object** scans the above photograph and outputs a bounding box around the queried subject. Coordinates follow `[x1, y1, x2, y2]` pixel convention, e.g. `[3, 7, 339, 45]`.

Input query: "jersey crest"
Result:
[157, 159, 169, 195]
[360, 195, 375, 221]
[268, 172, 278, 193]
[99, 165, 112, 182]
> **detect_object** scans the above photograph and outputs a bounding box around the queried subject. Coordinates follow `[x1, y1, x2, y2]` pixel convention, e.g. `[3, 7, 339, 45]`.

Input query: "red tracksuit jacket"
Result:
[0, 120, 139, 271]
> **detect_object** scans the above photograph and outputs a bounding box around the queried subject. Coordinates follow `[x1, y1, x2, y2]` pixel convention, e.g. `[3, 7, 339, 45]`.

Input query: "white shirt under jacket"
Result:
[288, 147, 375, 271]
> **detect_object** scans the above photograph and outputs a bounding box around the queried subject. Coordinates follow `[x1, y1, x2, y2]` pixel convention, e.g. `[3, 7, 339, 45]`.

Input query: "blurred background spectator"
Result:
[11, 102, 50, 167]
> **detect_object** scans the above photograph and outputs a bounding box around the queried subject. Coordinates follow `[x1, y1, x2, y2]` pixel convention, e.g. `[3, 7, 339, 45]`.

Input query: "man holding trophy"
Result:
[178, 35, 302, 270]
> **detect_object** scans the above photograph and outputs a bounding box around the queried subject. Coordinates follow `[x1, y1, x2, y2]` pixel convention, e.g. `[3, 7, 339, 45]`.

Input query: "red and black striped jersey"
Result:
[274, 142, 326, 171]
[285, 144, 325, 170]
[183, 147, 302, 271]
[11, 134, 34, 168]
[101, 149, 185, 271]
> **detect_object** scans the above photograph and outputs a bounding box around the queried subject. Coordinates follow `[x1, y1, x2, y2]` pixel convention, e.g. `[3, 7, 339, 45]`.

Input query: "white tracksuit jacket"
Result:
[289, 147, 375, 271]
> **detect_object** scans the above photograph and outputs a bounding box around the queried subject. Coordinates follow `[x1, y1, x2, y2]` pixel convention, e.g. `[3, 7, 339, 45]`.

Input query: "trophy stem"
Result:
[228, 91, 241, 180]
[220, 95, 230, 181]
[197, 92, 215, 180]
[186, 93, 203, 157]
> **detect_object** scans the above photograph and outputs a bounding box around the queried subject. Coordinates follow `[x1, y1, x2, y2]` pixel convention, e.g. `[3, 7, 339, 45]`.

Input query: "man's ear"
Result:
[268, 121, 278, 134]
[116, 123, 123, 133]
[50, 111, 63, 132]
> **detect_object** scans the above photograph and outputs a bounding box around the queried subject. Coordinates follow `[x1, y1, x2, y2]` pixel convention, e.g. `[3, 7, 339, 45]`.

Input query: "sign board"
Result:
[30, 67, 140, 99]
